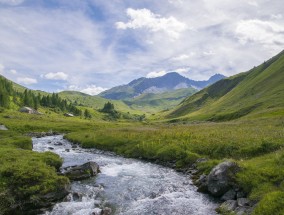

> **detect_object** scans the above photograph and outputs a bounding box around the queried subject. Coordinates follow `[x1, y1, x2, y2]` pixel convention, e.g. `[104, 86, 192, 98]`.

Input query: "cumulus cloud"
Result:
[44, 72, 68, 81]
[10, 69, 17, 74]
[0, 64, 4, 74]
[248, 1, 258, 7]
[203, 51, 215, 56]
[17, 77, 37, 85]
[236, 19, 284, 46]
[146, 70, 167, 78]
[271, 14, 283, 20]
[168, 0, 184, 5]
[174, 67, 190, 74]
[80, 85, 108, 95]
[67, 84, 107, 95]
[0, 0, 283, 91]
[116, 8, 187, 39]
[172, 54, 190, 61]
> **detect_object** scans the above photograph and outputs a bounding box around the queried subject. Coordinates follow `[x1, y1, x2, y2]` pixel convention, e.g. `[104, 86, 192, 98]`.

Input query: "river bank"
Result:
[33, 135, 218, 215]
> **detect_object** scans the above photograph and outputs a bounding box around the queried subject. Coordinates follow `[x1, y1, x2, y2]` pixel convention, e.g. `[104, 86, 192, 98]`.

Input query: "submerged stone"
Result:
[63, 161, 100, 181]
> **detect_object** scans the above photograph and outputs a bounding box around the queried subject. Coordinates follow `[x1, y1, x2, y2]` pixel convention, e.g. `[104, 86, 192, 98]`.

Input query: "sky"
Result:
[0, 0, 283, 95]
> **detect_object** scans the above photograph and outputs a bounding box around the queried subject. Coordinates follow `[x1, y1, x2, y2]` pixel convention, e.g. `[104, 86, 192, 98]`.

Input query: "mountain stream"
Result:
[33, 135, 217, 215]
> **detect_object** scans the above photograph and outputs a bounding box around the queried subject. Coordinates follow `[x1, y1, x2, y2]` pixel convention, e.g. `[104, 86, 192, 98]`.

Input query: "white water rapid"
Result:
[33, 135, 217, 215]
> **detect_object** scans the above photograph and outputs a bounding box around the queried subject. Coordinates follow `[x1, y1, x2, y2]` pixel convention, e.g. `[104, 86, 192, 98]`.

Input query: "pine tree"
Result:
[84, 109, 92, 119]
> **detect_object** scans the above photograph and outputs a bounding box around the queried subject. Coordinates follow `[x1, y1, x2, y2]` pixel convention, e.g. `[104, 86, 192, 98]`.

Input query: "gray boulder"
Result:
[196, 174, 208, 192]
[235, 206, 252, 215]
[102, 207, 112, 215]
[237, 198, 250, 207]
[64, 161, 100, 181]
[207, 161, 239, 197]
[218, 199, 253, 215]
[218, 200, 238, 212]
[0, 124, 8, 130]
[221, 189, 236, 201]
[40, 183, 70, 204]
[92, 207, 112, 215]
[237, 190, 246, 198]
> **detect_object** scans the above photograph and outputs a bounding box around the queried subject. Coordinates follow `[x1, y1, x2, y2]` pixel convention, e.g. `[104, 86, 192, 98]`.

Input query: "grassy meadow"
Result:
[0, 109, 117, 214]
[63, 116, 284, 215]
[0, 106, 284, 214]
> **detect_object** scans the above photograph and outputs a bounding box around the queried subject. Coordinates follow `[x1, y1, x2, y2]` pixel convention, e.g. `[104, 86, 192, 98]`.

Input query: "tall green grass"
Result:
[66, 119, 284, 161]
[65, 118, 284, 214]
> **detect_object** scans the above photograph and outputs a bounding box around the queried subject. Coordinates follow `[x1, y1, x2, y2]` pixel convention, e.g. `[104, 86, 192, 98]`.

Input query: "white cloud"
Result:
[0, 0, 283, 91]
[172, 54, 190, 61]
[146, 70, 167, 78]
[174, 67, 190, 74]
[0, 0, 24, 5]
[236, 19, 284, 46]
[17, 77, 37, 85]
[67, 85, 80, 91]
[0, 7, 112, 89]
[44, 72, 68, 81]
[0, 64, 4, 74]
[80, 85, 108, 95]
[116, 8, 187, 39]
[248, 1, 258, 7]
[203, 51, 215, 56]
[67, 84, 107, 95]
[270, 14, 283, 20]
[10, 69, 17, 74]
[168, 0, 184, 5]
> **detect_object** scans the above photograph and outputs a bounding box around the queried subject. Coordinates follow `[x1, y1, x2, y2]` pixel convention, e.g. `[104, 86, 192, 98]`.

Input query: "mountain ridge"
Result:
[99, 72, 226, 100]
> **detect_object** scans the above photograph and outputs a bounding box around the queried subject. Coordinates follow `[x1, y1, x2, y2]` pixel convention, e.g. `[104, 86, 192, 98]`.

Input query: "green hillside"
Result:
[168, 50, 284, 121]
[58, 91, 143, 114]
[59, 88, 198, 115]
[124, 88, 197, 113]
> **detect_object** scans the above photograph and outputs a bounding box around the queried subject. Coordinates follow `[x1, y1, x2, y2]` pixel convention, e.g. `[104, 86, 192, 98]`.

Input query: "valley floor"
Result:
[0, 110, 284, 214]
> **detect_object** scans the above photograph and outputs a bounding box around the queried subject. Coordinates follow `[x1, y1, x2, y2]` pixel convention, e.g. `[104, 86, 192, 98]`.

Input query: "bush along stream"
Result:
[33, 135, 218, 215]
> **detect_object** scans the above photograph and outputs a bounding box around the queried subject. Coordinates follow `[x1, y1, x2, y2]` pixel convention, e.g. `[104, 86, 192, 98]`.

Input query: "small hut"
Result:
[19, 107, 38, 114]
[0, 124, 8, 130]
[64, 113, 74, 117]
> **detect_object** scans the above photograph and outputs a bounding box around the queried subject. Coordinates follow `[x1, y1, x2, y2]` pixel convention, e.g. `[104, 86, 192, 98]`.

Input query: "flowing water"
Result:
[33, 135, 217, 215]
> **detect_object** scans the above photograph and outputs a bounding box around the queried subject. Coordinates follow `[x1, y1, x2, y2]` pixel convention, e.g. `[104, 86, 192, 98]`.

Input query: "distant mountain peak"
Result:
[208, 73, 226, 82]
[99, 72, 226, 100]
[164, 72, 183, 77]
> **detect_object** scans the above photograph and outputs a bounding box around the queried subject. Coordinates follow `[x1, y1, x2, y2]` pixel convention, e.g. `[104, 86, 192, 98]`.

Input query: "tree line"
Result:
[0, 76, 82, 116]
[0, 76, 13, 108]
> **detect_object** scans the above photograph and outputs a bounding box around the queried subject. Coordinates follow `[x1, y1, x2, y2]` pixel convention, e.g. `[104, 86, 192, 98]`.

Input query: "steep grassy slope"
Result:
[168, 50, 284, 121]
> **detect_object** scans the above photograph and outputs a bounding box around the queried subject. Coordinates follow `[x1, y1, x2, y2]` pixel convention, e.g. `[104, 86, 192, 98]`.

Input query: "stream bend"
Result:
[33, 135, 217, 215]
